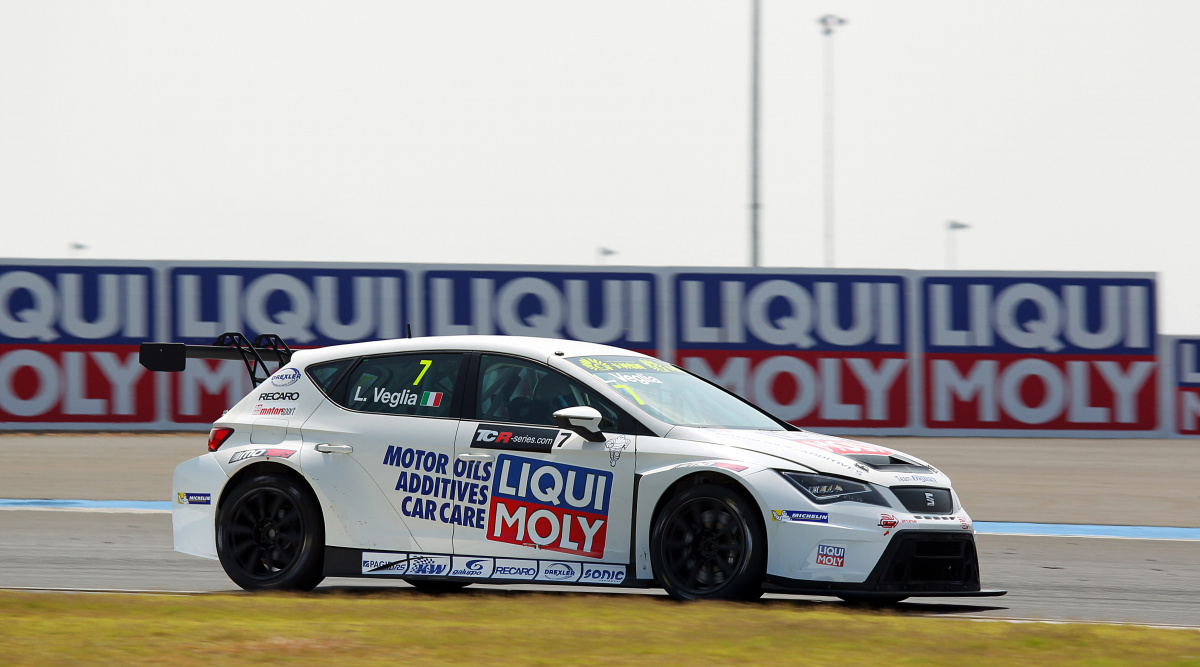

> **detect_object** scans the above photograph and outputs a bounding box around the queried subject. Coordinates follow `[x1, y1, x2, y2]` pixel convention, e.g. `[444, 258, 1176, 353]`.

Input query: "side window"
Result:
[337, 353, 462, 417]
[306, 358, 354, 396]
[475, 355, 622, 430]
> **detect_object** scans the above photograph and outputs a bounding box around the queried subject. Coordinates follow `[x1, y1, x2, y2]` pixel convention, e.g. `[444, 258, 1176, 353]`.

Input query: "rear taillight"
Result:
[208, 427, 235, 452]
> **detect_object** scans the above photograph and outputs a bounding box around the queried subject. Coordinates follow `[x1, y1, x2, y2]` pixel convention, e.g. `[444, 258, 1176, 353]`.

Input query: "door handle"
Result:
[456, 452, 493, 461]
[315, 443, 354, 454]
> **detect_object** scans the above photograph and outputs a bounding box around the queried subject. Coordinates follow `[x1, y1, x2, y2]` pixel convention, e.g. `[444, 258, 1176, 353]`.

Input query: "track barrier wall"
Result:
[0, 260, 1186, 436]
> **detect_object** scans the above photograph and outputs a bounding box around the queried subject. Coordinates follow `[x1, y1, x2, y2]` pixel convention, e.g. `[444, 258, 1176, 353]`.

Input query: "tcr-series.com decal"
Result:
[382, 445, 492, 529]
[488, 453, 612, 559]
[359, 552, 627, 585]
[472, 424, 567, 453]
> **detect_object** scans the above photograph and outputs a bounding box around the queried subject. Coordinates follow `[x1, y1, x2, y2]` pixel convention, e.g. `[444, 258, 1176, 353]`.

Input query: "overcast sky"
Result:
[3, 1, 1199, 333]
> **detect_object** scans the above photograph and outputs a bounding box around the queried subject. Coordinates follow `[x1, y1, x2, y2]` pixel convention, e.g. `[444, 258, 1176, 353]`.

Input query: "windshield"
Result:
[567, 355, 786, 430]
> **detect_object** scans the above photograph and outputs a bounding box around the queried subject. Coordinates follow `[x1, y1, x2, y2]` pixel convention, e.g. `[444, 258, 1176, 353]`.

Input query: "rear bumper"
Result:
[763, 531, 1006, 597]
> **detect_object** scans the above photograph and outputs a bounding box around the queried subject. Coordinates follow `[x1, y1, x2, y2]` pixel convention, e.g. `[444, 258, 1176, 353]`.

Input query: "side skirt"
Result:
[323, 546, 652, 588]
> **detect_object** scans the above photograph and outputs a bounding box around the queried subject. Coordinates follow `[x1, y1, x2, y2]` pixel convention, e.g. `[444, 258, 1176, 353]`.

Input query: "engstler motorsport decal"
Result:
[489, 453, 612, 558]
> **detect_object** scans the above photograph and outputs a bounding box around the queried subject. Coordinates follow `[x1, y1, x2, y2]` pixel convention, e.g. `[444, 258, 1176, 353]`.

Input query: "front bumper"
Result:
[763, 531, 1006, 597]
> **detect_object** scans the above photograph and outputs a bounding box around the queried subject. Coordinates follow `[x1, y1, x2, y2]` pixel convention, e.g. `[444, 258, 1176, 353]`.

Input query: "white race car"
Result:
[144, 334, 1004, 601]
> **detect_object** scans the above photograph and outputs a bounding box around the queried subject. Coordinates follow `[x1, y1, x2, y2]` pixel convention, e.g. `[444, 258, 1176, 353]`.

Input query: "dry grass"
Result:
[1, 589, 1198, 666]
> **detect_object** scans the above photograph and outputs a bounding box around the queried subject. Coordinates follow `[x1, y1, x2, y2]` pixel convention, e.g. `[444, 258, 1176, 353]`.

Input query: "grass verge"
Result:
[1, 588, 1198, 666]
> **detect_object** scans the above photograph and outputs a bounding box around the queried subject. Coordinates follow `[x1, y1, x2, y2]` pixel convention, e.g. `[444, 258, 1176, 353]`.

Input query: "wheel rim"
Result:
[223, 487, 305, 581]
[659, 497, 750, 596]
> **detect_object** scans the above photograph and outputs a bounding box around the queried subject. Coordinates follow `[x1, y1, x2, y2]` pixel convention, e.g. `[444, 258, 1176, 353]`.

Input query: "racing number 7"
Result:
[414, 359, 432, 385]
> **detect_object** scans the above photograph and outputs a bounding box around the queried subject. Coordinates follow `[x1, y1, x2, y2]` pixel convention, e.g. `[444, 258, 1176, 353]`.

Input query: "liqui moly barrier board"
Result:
[918, 272, 1161, 437]
[417, 268, 658, 354]
[165, 264, 409, 423]
[667, 270, 915, 434]
[1170, 336, 1200, 436]
[0, 262, 160, 426]
[0, 260, 1179, 436]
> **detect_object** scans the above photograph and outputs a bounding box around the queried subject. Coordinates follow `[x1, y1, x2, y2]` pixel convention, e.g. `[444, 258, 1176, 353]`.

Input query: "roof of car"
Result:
[288, 335, 654, 367]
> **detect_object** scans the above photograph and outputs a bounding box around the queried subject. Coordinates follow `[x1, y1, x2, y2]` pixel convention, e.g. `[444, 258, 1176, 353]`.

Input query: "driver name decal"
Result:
[488, 453, 612, 558]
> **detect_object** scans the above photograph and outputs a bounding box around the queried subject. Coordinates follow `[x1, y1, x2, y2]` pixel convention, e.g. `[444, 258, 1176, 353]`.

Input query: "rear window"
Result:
[306, 358, 354, 395]
[336, 353, 463, 418]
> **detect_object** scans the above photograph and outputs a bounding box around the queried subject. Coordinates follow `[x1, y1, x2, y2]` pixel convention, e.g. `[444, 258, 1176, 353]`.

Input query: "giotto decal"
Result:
[0, 345, 154, 423]
[422, 270, 656, 348]
[489, 454, 612, 558]
[580, 563, 627, 585]
[449, 557, 495, 578]
[228, 448, 296, 464]
[168, 267, 406, 345]
[878, 514, 898, 529]
[492, 559, 539, 580]
[537, 561, 581, 582]
[0, 266, 153, 344]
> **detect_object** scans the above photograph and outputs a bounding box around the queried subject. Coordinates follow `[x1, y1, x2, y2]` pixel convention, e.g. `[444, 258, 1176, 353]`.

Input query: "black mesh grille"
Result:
[892, 487, 953, 514]
[876, 533, 980, 592]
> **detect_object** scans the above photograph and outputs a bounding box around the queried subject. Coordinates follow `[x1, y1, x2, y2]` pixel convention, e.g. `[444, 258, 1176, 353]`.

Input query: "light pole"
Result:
[818, 15, 846, 269]
[946, 220, 970, 269]
[749, 0, 762, 267]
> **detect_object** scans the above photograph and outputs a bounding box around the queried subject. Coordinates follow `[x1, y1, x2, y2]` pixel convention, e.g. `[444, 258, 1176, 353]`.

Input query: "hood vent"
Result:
[842, 454, 933, 473]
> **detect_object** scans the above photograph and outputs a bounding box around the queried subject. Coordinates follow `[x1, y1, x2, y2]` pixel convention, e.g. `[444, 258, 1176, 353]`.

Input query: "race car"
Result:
[143, 333, 1005, 601]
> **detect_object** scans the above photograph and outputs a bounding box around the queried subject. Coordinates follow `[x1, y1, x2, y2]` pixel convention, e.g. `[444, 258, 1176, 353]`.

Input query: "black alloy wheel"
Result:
[651, 483, 765, 601]
[217, 473, 325, 591]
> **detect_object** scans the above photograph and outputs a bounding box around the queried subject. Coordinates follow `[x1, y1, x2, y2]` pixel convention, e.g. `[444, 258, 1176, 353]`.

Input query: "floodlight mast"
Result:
[818, 15, 846, 269]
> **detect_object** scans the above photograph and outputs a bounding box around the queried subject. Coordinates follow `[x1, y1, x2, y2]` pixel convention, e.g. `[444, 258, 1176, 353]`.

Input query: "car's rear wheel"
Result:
[651, 483, 765, 601]
[217, 472, 325, 591]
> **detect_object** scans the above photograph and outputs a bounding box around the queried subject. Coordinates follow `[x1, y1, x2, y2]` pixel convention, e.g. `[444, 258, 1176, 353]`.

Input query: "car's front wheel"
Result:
[651, 483, 766, 601]
[217, 472, 325, 591]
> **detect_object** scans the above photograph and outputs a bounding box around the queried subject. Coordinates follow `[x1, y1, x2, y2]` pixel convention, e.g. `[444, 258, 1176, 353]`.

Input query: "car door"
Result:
[451, 353, 639, 584]
[301, 351, 466, 556]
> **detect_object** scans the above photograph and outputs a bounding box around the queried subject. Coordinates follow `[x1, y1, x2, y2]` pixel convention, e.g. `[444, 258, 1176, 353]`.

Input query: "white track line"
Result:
[0, 507, 170, 514]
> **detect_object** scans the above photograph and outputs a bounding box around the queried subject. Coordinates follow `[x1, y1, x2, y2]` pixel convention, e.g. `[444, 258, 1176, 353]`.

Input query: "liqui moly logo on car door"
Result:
[422, 270, 657, 351]
[922, 275, 1157, 431]
[488, 453, 612, 559]
[673, 272, 910, 429]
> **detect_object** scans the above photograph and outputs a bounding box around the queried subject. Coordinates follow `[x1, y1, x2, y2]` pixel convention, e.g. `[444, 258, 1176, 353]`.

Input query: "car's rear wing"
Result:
[139, 332, 293, 387]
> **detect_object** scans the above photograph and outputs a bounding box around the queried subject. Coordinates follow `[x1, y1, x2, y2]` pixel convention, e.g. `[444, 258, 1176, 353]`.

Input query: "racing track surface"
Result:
[4, 433, 1200, 626]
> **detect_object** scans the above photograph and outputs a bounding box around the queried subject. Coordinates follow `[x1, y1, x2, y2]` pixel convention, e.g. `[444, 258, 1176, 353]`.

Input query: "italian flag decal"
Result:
[420, 391, 443, 407]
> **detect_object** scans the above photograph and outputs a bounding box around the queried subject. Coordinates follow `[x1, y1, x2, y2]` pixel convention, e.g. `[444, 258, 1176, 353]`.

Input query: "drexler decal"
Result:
[472, 424, 567, 453]
[228, 448, 296, 464]
[489, 453, 612, 558]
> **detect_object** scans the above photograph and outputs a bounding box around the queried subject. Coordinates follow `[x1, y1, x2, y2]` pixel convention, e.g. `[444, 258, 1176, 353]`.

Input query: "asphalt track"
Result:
[4, 433, 1200, 627]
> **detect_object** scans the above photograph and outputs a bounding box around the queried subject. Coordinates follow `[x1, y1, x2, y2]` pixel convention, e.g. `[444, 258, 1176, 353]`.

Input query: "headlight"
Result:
[779, 471, 891, 507]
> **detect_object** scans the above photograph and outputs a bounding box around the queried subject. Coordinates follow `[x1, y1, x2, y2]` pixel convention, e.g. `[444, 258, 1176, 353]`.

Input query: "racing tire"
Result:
[217, 472, 325, 591]
[651, 483, 766, 601]
[405, 580, 472, 594]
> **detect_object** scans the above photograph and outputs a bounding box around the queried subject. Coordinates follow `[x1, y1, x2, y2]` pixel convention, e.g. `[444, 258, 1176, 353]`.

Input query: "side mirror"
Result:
[553, 406, 606, 443]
